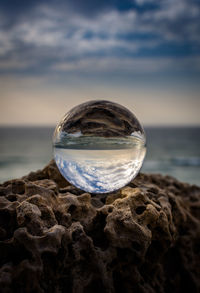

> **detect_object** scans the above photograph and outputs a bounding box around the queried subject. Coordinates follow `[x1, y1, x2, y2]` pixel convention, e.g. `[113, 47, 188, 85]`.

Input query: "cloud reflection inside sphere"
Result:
[53, 100, 146, 193]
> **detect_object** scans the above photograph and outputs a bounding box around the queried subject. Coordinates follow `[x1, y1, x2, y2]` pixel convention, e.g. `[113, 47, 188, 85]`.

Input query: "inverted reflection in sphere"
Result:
[53, 100, 146, 193]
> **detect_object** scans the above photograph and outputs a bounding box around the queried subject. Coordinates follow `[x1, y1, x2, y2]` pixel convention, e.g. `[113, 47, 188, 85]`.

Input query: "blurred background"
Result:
[0, 0, 200, 185]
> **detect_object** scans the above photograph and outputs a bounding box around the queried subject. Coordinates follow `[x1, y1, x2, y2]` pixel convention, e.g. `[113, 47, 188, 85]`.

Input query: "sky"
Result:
[0, 0, 200, 126]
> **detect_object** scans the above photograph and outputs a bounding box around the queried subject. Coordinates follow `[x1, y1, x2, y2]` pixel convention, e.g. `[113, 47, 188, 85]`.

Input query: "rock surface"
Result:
[60, 100, 143, 137]
[0, 160, 199, 293]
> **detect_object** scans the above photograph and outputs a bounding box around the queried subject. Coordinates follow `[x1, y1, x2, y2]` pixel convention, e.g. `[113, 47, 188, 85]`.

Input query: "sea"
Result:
[0, 127, 199, 186]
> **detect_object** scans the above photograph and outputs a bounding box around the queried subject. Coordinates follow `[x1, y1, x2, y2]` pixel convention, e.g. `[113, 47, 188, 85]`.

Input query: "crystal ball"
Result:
[53, 100, 146, 193]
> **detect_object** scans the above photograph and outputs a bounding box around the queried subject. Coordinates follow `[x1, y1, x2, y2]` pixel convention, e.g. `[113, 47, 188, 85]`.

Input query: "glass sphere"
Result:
[53, 100, 146, 193]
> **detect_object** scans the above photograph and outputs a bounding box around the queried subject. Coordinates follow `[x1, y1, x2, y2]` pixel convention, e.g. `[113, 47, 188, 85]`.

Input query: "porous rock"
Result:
[0, 160, 199, 293]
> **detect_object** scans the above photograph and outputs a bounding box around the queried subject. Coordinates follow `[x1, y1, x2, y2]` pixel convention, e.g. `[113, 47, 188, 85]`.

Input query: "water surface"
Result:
[0, 127, 199, 186]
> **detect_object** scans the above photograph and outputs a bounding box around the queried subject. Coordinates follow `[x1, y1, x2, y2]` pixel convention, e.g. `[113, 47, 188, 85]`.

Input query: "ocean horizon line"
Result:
[0, 124, 200, 129]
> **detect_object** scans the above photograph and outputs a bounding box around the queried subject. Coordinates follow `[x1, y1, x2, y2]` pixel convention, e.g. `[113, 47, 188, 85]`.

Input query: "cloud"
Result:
[52, 56, 200, 74]
[0, 0, 199, 77]
[0, 59, 33, 70]
[0, 1, 199, 127]
[142, 0, 200, 42]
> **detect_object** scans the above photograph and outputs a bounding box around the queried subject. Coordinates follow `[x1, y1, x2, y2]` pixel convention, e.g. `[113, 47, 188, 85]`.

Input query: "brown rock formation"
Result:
[58, 100, 144, 137]
[0, 160, 199, 293]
